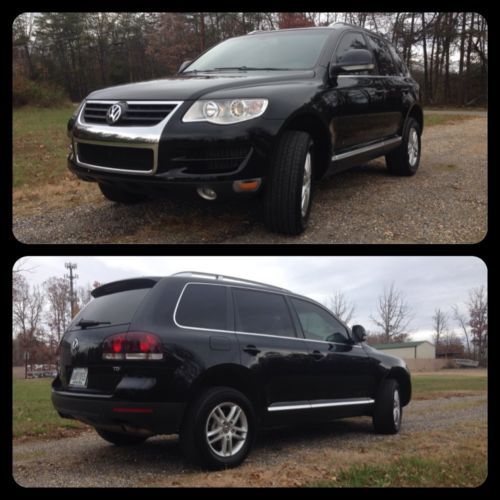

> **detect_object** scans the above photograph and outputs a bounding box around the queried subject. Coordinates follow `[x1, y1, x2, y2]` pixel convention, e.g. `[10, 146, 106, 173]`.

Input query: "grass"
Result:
[12, 378, 86, 439]
[13, 105, 76, 189]
[311, 454, 487, 487]
[412, 373, 487, 398]
[424, 114, 476, 127]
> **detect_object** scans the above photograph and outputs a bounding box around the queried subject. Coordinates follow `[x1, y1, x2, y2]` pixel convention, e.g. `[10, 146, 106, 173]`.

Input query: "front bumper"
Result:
[69, 99, 283, 194]
[52, 389, 185, 435]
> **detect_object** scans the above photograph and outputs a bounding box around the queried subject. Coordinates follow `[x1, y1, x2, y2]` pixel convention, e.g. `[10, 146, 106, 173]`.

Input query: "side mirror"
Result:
[178, 60, 193, 73]
[352, 325, 367, 343]
[329, 49, 374, 77]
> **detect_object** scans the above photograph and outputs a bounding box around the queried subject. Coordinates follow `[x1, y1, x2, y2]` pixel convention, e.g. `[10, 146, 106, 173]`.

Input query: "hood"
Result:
[87, 70, 316, 101]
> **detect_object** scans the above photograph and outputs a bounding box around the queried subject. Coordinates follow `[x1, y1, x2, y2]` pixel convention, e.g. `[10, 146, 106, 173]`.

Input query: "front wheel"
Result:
[372, 379, 402, 434]
[385, 117, 421, 176]
[264, 130, 314, 235]
[179, 387, 256, 470]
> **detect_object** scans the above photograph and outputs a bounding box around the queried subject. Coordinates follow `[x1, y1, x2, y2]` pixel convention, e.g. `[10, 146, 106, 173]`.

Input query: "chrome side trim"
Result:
[52, 389, 113, 399]
[73, 100, 183, 175]
[268, 398, 375, 412]
[332, 136, 402, 162]
[172, 282, 363, 348]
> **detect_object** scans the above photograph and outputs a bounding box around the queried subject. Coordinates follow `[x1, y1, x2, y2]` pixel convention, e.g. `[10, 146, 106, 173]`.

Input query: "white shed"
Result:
[372, 341, 436, 360]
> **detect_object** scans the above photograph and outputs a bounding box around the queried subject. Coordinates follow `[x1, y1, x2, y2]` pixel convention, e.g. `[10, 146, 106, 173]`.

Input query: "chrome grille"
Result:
[82, 101, 178, 126]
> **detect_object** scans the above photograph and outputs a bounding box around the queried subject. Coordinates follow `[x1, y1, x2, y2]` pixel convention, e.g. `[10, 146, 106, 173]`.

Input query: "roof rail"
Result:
[171, 271, 290, 292]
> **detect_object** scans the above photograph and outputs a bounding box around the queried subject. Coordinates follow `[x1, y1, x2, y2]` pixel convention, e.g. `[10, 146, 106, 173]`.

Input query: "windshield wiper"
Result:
[212, 66, 292, 71]
[76, 319, 111, 329]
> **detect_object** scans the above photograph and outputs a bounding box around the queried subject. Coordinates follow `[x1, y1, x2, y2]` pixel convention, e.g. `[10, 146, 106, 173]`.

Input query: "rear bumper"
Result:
[51, 389, 185, 435]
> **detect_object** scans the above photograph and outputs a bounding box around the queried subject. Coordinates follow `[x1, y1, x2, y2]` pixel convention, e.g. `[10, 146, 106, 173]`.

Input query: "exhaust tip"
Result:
[197, 186, 218, 201]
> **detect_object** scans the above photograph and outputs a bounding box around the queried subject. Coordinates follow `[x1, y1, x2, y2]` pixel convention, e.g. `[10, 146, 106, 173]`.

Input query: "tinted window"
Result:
[233, 289, 295, 338]
[70, 288, 150, 328]
[335, 31, 369, 62]
[387, 43, 406, 76]
[291, 298, 349, 343]
[367, 35, 397, 76]
[176, 284, 227, 330]
[186, 31, 331, 71]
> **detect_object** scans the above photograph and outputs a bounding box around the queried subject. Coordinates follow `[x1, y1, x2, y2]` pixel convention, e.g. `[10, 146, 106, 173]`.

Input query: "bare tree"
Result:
[452, 304, 471, 357]
[468, 286, 488, 365]
[44, 277, 71, 345]
[432, 308, 448, 346]
[371, 283, 413, 343]
[328, 290, 356, 325]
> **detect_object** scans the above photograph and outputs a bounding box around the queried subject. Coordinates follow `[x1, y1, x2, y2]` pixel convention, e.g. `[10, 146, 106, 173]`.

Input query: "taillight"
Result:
[102, 332, 164, 361]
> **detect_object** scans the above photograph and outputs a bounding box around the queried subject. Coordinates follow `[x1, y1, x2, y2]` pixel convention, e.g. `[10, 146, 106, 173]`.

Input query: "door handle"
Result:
[311, 350, 324, 360]
[243, 345, 261, 356]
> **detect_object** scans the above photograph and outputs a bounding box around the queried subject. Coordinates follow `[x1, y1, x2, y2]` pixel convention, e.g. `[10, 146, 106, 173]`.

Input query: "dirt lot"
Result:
[12, 116, 487, 244]
[12, 393, 487, 487]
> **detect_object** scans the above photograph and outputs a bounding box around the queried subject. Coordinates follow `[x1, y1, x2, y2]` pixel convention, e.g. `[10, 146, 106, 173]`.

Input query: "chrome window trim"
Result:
[332, 136, 401, 162]
[73, 100, 183, 175]
[173, 281, 363, 348]
[268, 398, 375, 412]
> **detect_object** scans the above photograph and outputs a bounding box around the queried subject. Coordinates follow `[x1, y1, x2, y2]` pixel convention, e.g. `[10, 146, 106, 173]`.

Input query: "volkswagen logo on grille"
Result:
[71, 338, 79, 356]
[106, 102, 125, 124]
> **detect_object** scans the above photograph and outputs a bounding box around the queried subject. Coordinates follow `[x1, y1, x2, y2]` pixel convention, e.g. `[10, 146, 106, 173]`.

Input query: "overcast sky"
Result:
[14, 256, 486, 341]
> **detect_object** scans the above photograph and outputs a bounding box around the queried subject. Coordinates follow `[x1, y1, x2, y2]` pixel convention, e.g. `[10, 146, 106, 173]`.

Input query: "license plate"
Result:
[69, 367, 88, 388]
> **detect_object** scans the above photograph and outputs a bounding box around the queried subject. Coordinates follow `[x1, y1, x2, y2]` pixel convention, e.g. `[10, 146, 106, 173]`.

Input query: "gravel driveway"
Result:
[12, 394, 486, 487]
[13, 117, 487, 244]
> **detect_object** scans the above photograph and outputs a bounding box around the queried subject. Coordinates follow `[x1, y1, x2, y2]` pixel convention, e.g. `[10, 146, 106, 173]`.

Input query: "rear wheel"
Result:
[385, 117, 421, 176]
[98, 182, 148, 204]
[372, 379, 402, 434]
[264, 130, 314, 235]
[180, 387, 256, 470]
[95, 428, 148, 446]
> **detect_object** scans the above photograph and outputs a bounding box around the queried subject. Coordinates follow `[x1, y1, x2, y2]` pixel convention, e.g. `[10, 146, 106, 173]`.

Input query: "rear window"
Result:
[175, 283, 227, 330]
[69, 288, 150, 329]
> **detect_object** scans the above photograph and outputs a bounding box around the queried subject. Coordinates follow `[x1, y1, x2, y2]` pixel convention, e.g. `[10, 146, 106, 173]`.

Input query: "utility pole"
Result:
[65, 262, 78, 318]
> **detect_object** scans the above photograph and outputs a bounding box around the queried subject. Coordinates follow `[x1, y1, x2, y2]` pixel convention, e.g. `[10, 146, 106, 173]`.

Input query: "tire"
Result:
[385, 117, 421, 176]
[95, 428, 148, 446]
[179, 387, 256, 470]
[98, 182, 148, 204]
[264, 130, 314, 235]
[372, 378, 402, 435]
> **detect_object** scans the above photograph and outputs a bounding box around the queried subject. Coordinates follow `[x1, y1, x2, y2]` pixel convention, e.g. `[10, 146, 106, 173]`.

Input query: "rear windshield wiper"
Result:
[76, 319, 111, 329]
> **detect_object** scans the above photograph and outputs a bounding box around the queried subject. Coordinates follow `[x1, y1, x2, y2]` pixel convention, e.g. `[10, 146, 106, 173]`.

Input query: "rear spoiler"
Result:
[92, 277, 161, 298]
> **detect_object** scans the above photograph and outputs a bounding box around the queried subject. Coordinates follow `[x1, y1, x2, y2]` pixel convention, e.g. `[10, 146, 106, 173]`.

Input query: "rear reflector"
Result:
[112, 407, 153, 414]
[102, 332, 164, 361]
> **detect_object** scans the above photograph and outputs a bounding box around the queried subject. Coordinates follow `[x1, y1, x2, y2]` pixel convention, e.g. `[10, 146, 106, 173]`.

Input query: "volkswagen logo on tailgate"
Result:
[106, 102, 125, 124]
[71, 338, 79, 355]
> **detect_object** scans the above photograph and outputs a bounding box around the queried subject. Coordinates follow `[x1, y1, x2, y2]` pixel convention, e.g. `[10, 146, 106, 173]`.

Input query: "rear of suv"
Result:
[67, 23, 423, 235]
[52, 272, 411, 469]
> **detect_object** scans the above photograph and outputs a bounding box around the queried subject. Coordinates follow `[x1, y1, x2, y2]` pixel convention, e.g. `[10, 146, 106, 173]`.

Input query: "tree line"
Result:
[13, 12, 487, 106]
[327, 282, 487, 366]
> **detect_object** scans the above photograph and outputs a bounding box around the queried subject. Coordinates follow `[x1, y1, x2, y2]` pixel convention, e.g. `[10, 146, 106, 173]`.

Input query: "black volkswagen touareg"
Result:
[52, 272, 412, 469]
[67, 23, 423, 235]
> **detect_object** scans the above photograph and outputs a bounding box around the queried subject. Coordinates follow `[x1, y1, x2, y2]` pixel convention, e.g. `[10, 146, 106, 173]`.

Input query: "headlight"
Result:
[182, 99, 268, 125]
[68, 99, 86, 137]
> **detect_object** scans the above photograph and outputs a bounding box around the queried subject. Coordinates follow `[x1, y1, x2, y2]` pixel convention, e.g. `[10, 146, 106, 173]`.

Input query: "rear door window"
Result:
[69, 288, 151, 329]
[175, 283, 228, 330]
[233, 288, 296, 338]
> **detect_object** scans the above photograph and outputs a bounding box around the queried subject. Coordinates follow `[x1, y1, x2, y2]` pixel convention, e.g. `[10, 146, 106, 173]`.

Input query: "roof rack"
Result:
[171, 271, 290, 292]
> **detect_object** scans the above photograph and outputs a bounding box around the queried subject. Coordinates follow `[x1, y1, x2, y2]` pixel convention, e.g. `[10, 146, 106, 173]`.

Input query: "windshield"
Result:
[185, 31, 331, 72]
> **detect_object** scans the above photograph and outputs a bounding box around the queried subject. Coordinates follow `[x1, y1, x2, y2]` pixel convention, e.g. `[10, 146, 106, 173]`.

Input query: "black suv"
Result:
[52, 272, 411, 469]
[67, 23, 422, 235]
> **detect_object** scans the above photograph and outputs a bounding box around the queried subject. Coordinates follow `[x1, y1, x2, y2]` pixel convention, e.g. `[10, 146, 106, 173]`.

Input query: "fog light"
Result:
[197, 186, 218, 201]
[233, 179, 262, 192]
